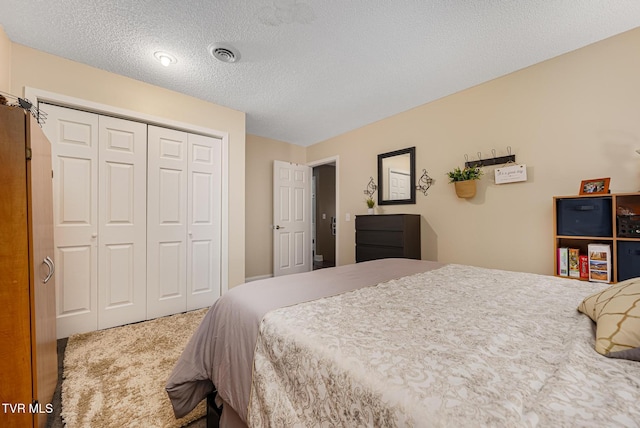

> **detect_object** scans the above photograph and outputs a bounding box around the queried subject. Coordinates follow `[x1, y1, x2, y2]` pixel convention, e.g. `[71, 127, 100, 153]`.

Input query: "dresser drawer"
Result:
[355, 214, 405, 231]
[356, 245, 406, 262]
[356, 230, 404, 247]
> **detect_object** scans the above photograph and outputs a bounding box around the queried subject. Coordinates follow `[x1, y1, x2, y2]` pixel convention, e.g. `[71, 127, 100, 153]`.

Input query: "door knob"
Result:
[274, 225, 285, 230]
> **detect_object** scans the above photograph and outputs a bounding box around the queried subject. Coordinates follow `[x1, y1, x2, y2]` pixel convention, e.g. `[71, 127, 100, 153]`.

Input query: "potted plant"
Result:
[447, 165, 483, 198]
[366, 197, 375, 214]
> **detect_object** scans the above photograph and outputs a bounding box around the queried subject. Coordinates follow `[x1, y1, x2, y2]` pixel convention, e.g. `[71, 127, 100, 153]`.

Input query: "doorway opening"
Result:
[311, 160, 337, 270]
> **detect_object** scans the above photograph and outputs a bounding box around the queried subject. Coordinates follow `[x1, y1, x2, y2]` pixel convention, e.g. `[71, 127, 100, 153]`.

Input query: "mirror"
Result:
[377, 147, 416, 205]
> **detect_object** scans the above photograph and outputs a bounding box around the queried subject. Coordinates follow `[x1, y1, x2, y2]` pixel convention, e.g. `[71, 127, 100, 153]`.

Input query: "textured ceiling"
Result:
[1, 1, 640, 146]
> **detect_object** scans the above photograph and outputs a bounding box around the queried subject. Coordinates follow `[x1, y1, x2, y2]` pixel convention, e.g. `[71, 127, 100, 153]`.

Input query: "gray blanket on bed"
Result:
[165, 258, 444, 421]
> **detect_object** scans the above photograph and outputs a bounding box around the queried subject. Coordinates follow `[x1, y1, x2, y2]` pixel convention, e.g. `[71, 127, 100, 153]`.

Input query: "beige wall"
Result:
[244, 27, 640, 278]
[303, 27, 640, 276]
[245, 134, 306, 278]
[9, 43, 247, 288]
[0, 26, 11, 93]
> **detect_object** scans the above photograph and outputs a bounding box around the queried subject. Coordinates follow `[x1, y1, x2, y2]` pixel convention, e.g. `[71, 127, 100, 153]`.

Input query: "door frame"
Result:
[308, 156, 340, 266]
[25, 87, 230, 294]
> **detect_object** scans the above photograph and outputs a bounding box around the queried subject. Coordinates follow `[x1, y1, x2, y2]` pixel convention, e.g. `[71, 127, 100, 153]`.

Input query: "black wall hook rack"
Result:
[464, 147, 515, 168]
[465, 154, 515, 168]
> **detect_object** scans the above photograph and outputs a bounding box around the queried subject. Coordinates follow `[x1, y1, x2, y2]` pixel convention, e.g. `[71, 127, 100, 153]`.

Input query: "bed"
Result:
[166, 258, 640, 427]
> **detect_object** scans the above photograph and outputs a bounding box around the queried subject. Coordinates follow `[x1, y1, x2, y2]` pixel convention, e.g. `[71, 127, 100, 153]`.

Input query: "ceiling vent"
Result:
[209, 43, 240, 63]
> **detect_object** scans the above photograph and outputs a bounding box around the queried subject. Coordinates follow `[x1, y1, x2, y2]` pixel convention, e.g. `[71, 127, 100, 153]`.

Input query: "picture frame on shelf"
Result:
[579, 177, 610, 195]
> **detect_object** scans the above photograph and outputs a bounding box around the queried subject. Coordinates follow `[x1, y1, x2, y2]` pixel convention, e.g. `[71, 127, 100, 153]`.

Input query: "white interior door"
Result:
[97, 116, 147, 329]
[42, 105, 99, 338]
[273, 160, 312, 276]
[187, 133, 222, 310]
[389, 169, 410, 200]
[147, 126, 188, 319]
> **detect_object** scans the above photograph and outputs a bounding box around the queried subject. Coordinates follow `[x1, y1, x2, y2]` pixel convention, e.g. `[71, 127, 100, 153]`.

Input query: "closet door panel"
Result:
[98, 116, 147, 329]
[191, 241, 213, 293]
[187, 134, 222, 310]
[147, 126, 188, 318]
[103, 243, 135, 304]
[42, 105, 99, 338]
[57, 247, 92, 312]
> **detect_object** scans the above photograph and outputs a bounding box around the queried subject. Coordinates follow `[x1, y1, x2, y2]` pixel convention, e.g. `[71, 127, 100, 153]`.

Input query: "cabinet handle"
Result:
[574, 205, 596, 211]
[43, 256, 55, 284]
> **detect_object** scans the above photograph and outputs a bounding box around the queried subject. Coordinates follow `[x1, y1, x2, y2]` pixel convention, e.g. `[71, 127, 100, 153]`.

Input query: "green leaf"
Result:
[447, 165, 483, 182]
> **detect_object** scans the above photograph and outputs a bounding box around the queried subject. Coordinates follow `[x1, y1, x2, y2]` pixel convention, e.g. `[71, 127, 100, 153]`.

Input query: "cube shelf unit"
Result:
[553, 192, 640, 283]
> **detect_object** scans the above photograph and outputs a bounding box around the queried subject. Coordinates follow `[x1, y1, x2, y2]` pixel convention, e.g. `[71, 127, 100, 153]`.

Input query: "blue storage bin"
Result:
[617, 241, 640, 281]
[556, 197, 612, 237]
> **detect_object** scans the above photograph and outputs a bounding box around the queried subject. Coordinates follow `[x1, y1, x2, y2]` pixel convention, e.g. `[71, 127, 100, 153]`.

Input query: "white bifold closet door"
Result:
[43, 105, 147, 337]
[44, 105, 221, 338]
[147, 126, 222, 319]
[44, 105, 99, 338]
[97, 116, 147, 329]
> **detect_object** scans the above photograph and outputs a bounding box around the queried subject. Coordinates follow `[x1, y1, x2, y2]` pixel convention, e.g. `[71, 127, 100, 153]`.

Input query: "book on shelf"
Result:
[588, 243, 611, 283]
[557, 247, 568, 276]
[568, 248, 580, 278]
[579, 255, 589, 279]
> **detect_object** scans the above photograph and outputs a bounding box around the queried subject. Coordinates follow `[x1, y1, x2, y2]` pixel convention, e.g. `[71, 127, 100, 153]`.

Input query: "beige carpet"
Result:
[61, 308, 209, 427]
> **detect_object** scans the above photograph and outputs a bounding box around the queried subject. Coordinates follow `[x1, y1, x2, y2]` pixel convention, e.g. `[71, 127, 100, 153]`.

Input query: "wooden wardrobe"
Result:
[0, 104, 57, 428]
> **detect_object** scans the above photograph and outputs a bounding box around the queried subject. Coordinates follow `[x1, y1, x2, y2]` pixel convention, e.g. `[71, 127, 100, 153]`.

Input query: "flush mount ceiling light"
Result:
[208, 43, 240, 63]
[153, 51, 177, 67]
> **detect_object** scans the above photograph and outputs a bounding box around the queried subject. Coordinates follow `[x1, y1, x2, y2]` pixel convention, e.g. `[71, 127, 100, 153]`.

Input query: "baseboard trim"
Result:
[245, 274, 273, 283]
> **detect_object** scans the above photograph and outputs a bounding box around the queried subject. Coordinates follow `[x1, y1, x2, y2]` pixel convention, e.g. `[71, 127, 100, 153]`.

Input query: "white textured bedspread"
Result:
[167, 259, 443, 421]
[248, 264, 640, 427]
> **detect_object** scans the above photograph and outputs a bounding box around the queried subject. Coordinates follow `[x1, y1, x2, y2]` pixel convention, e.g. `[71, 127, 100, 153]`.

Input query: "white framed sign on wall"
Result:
[495, 164, 527, 184]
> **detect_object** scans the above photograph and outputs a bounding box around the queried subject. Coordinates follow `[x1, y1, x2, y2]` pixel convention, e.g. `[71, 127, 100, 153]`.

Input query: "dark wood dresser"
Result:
[355, 214, 421, 262]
